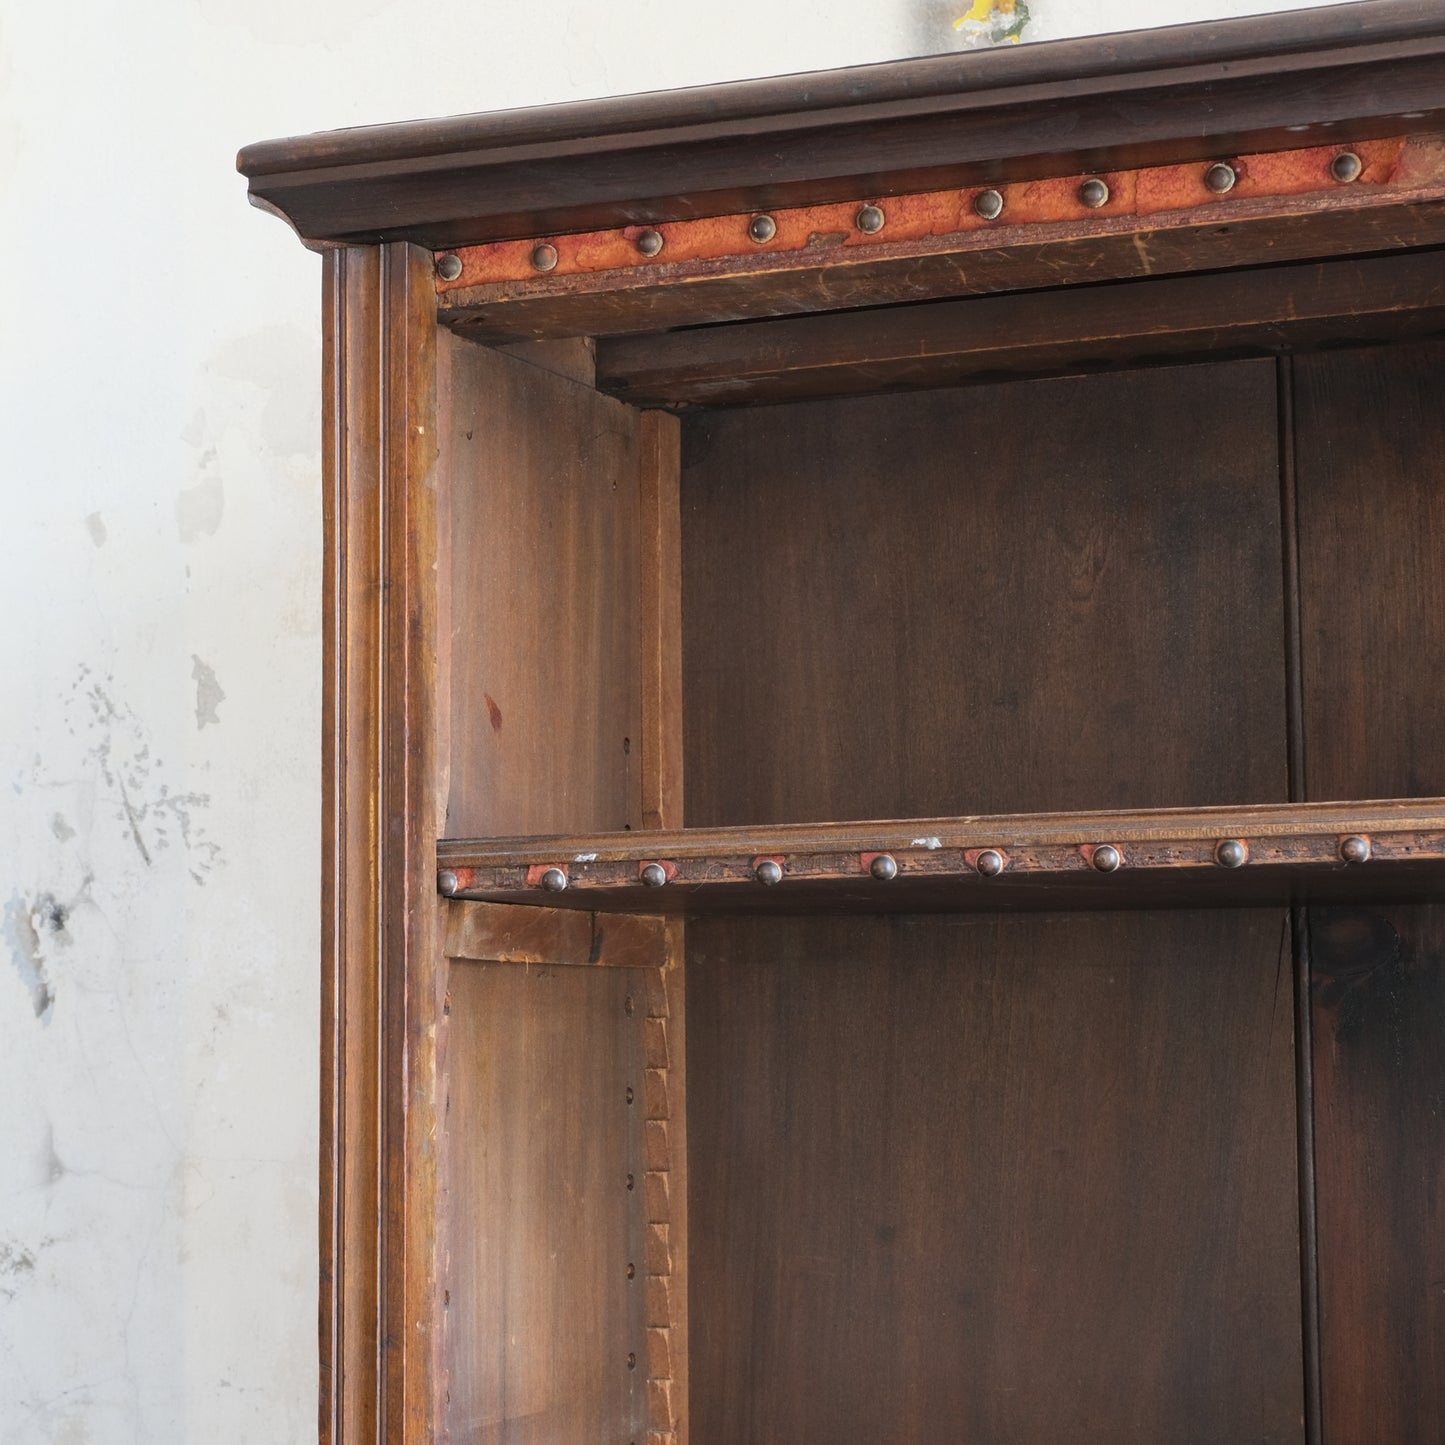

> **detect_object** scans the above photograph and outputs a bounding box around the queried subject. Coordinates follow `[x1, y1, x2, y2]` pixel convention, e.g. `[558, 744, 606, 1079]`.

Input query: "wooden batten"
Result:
[595, 248, 1445, 406]
[436, 134, 1445, 341]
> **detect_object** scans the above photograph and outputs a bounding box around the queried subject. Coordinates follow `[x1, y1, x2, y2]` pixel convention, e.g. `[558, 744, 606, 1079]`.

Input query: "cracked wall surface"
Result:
[0, 0, 1344, 1440]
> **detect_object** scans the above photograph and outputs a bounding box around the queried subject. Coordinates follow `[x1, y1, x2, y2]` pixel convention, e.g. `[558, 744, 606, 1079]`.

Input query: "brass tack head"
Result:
[1331, 151, 1363, 183]
[755, 858, 783, 886]
[856, 204, 886, 234]
[1204, 162, 1238, 194]
[869, 853, 898, 881]
[626, 1262, 636, 1279]
[1092, 844, 1122, 873]
[1215, 839, 1248, 869]
[540, 866, 568, 892]
[1339, 834, 1372, 864]
[640, 862, 669, 888]
[976, 848, 1006, 878]
[626, 1086, 634, 1104]
[531, 242, 559, 272]
[974, 188, 1005, 221]
[624, 994, 635, 1016]
[625, 1173, 635, 1191]
[435, 253, 463, 282]
[748, 214, 778, 243]
[627, 1352, 637, 1370]
[636, 228, 664, 257]
[1079, 177, 1111, 208]
[437, 869, 460, 896]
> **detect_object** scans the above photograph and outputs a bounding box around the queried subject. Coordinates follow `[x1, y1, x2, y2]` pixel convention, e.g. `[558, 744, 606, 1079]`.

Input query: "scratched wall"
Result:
[0, 1, 1345, 1441]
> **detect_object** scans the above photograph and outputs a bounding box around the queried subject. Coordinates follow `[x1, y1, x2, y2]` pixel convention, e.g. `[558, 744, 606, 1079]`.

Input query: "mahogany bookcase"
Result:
[240, 3, 1445, 1440]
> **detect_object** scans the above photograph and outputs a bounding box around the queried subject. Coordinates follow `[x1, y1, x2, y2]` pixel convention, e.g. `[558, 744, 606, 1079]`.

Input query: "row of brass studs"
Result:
[436, 832, 1376, 895]
[433, 151, 1367, 282]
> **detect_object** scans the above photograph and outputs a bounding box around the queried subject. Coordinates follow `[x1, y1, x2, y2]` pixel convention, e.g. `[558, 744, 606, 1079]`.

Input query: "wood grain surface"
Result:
[321, 242, 442, 1445]
[686, 909, 1303, 1445]
[440, 331, 642, 838]
[682, 360, 1287, 827]
[1296, 339, 1445, 1442]
[444, 961, 648, 1444]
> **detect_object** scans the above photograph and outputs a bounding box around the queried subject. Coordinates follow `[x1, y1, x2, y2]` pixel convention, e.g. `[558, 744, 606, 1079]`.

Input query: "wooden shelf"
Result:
[437, 797, 1445, 914]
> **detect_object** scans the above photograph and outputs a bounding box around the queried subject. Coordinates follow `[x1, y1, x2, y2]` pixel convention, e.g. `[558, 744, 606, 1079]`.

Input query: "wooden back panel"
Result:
[680, 358, 1302, 1442]
[1295, 340, 1445, 1442]
[686, 910, 1303, 1445]
[681, 360, 1287, 825]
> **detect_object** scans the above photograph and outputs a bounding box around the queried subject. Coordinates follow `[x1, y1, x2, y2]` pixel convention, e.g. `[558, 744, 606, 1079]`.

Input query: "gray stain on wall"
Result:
[191, 656, 225, 730]
[84, 512, 107, 547]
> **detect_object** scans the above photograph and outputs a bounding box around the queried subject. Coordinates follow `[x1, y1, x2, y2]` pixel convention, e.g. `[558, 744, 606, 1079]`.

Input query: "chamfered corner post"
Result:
[320, 241, 442, 1445]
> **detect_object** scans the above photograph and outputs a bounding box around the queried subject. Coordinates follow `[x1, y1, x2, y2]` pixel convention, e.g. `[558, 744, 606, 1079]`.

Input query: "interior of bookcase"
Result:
[433, 283, 1445, 1443]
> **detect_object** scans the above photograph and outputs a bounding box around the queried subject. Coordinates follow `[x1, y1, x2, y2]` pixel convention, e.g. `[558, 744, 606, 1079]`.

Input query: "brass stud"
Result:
[856, 204, 886, 235]
[627, 1352, 637, 1370]
[626, 1262, 636, 1279]
[624, 994, 635, 1016]
[435, 253, 463, 282]
[869, 853, 898, 881]
[974, 188, 1005, 221]
[1092, 844, 1122, 873]
[531, 243, 559, 272]
[1079, 177, 1110, 209]
[1339, 834, 1372, 864]
[626, 1086, 634, 1104]
[437, 869, 460, 896]
[1215, 839, 1248, 869]
[1204, 162, 1238, 194]
[540, 866, 568, 892]
[976, 849, 1006, 878]
[748, 214, 778, 244]
[636, 228, 664, 257]
[640, 862, 669, 888]
[755, 858, 783, 886]
[1331, 151, 1363, 183]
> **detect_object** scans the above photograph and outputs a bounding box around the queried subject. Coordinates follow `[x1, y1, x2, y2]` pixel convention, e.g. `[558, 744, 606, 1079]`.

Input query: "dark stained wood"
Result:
[595, 248, 1445, 407]
[682, 361, 1287, 827]
[1309, 906, 1445, 1443]
[443, 960, 648, 1444]
[436, 798, 1445, 915]
[686, 909, 1303, 1445]
[439, 329, 642, 838]
[238, 2, 1445, 250]
[1296, 340, 1445, 801]
[1295, 339, 1445, 1441]
[321, 243, 441, 1445]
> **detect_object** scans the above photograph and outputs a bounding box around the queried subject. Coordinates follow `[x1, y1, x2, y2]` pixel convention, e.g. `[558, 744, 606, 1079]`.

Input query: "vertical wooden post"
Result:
[637, 408, 688, 1442]
[321, 242, 440, 1445]
[640, 411, 684, 832]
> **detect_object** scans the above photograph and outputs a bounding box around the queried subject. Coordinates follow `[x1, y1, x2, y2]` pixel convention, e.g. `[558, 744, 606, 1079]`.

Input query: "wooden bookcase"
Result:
[240, 4, 1445, 1441]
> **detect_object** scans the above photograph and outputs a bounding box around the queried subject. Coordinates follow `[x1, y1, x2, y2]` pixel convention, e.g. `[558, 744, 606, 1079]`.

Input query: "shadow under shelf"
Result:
[437, 797, 1445, 915]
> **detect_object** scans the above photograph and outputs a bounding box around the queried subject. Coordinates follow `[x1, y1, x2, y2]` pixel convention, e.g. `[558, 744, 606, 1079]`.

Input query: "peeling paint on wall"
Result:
[176, 470, 225, 542]
[3, 893, 55, 1022]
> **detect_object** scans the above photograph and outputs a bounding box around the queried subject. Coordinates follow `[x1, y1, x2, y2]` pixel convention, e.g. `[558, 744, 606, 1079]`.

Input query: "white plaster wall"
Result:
[0, 0, 1348, 1440]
